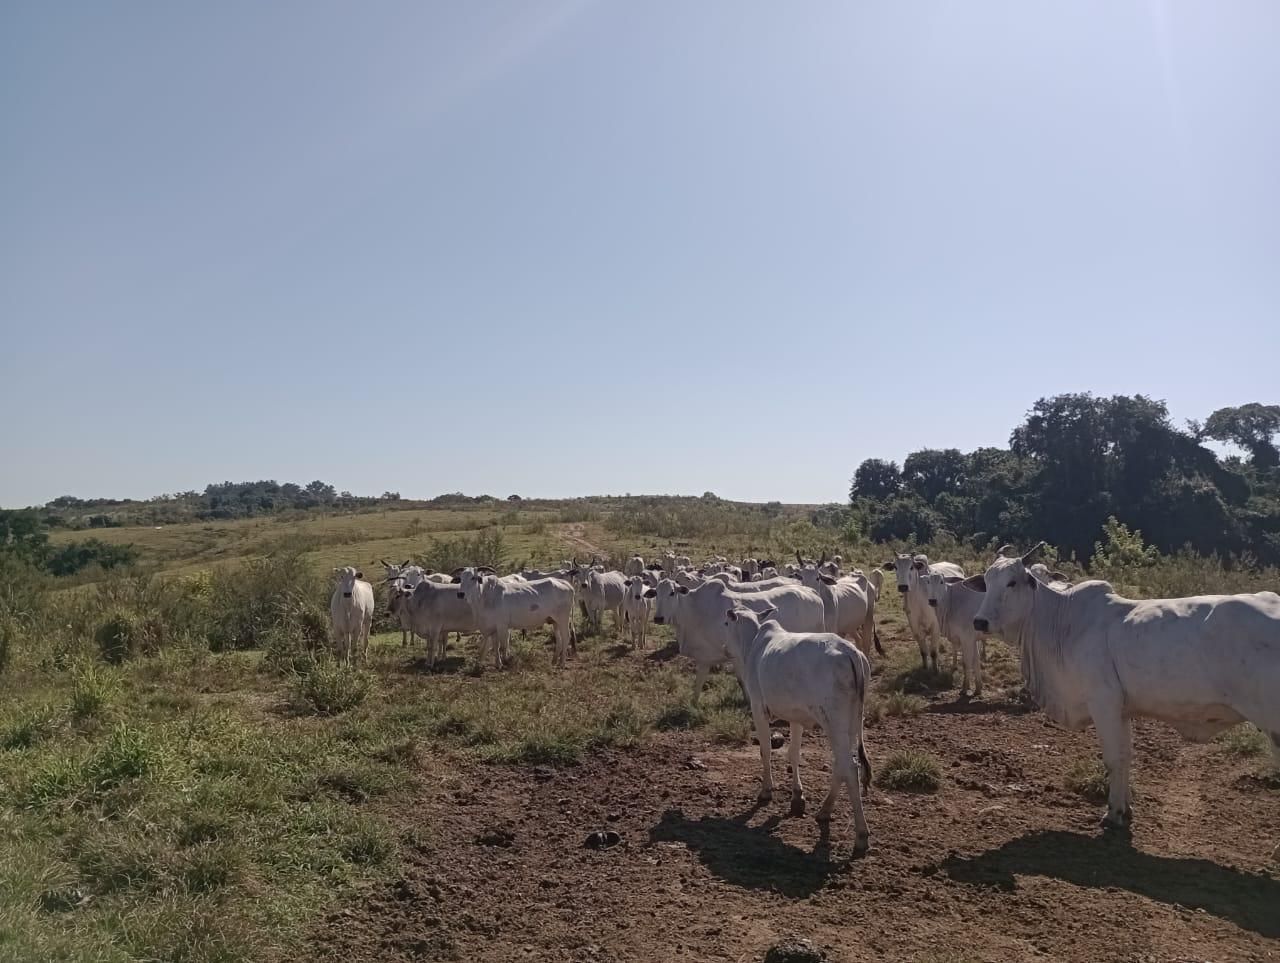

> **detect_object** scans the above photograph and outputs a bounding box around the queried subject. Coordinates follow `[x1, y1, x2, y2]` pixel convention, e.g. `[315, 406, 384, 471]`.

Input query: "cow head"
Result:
[923, 571, 947, 608]
[886, 553, 927, 593]
[334, 566, 360, 599]
[652, 578, 688, 625]
[973, 543, 1044, 634]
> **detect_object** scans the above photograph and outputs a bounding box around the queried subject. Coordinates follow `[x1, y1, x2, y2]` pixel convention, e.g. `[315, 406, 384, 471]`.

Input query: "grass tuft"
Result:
[1216, 723, 1270, 758]
[879, 750, 943, 793]
[292, 661, 373, 715]
[883, 691, 927, 717]
[1063, 757, 1109, 802]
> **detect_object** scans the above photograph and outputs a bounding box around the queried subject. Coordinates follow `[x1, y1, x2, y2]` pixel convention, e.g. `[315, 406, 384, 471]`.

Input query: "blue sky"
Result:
[2, 1, 1277, 507]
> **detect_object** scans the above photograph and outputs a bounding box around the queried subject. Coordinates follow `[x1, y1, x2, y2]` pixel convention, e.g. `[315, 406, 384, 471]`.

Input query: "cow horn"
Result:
[379, 558, 390, 567]
[1022, 541, 1047, 564]
[400, 558, 410, 568]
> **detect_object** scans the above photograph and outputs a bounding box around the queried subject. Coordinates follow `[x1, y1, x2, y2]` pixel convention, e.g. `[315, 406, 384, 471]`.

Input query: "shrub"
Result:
[1063, 757, 1109, 801]
[879, 750, 942, 792]
[705, 709, 750, 745]
[292, 661, 373, 715]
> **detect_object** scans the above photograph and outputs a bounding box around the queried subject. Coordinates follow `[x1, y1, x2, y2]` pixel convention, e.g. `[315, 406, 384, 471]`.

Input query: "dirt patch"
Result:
[309, 686, 1279, 962]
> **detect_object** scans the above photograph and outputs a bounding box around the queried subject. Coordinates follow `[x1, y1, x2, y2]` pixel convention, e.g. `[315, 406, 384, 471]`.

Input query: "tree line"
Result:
[847, 395, 1280, 565]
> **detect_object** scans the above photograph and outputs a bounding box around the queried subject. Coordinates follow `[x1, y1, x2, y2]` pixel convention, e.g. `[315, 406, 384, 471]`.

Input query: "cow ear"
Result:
[355, 571, 363, 579]
[819, 574, 837, 585]
[1027, 575, 1037, 590]
[643, 588, 656, 598]
[677, 585, 689, 595]
[726, 608, 738, 621]
[882, 562, 894, 571]
[960, 574, 986, 592]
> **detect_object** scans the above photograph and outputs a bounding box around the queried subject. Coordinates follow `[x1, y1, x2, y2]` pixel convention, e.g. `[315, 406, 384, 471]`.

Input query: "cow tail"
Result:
[850, 649, 872, 791]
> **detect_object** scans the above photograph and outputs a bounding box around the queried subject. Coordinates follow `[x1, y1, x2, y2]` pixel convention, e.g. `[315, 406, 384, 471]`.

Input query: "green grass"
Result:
[879, 750, 943, 793]
[1063, 757, 1109, 802]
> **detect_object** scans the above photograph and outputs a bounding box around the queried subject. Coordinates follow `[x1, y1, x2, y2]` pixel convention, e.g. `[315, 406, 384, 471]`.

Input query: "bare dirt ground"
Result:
[311, 651, 1280, 962]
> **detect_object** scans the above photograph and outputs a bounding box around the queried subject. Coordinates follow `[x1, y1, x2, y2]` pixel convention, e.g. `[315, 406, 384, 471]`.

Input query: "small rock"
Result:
[763, 937, 827, 963]
[583, 830, 622, 850]
[685, 756, 708, 771]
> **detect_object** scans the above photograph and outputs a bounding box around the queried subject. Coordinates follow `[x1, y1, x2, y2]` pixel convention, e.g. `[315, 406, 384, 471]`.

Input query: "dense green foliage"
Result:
[849, 394, 1280, 563]
[0, 510, 139, 577]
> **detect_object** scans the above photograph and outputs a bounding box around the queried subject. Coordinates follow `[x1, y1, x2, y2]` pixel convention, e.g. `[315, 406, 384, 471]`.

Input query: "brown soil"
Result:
[310, 681, 1279, 962]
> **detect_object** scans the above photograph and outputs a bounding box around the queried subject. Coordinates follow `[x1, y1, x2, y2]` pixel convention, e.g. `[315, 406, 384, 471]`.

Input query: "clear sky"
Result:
[3, 1, 1277, 508]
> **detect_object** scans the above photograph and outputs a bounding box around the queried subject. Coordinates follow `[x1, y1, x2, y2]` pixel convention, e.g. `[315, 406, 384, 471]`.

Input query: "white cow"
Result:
[885, 553, 965, 671]
[972, 544, 1280, 828]
[741, 557, 760, 579]
[795, 564, 884, 659]
[381, 560, 426, 646]
[396, 578, 478, 668]
[621, 576, 653, 649]
[652, 577, 825, 702]
[330, 567, 374, 665]
[456, 568, 576, 668]
[724, 605, 872, 851]
[923, 571, 986, 698]
[574, 567, 627, 635]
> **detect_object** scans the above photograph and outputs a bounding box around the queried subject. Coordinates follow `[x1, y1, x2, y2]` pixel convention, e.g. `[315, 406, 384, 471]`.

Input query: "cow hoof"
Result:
[852, 832, 870, 855]
[1102, 810, 1131, 830]
[815, 808, 833, 824]
[789, 795, 806, 817]
[756, 790, 773, 805]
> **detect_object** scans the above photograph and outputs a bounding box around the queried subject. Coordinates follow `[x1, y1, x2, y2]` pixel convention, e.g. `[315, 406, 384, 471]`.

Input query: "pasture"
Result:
[3, 498, 1277, 963]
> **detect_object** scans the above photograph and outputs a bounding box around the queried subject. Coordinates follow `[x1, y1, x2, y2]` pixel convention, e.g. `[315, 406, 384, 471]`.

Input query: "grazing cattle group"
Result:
[330, 541, 1280, 850]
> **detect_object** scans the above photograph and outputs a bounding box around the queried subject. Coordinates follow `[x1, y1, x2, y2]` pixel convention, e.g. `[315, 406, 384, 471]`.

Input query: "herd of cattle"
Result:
[329, 544, 1280, 851]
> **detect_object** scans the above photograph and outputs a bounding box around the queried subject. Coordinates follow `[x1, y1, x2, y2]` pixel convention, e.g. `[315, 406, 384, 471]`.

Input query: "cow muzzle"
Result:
[457, 592, 467, 599]
[897, 584, 909, 593]
[927, 599, 937, 607]
[342, 592, 352, 598]
[654, 616, 665, 625]
[973, 617, 989, 633]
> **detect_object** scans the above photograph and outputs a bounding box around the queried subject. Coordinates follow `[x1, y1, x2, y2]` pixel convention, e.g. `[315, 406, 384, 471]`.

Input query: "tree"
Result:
[902, 448, 966, 502]
[850, 459, 902, 501]
[1203, 403, 1280, 469]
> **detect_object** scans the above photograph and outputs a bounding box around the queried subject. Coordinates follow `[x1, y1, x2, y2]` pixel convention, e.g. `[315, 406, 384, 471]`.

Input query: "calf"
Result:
[885, 553, 965, 670]
[331, 567, 374, 665]
[923, 571, 985, 697]
[724, 605, 872, 852]
[621, 577, 653, 649]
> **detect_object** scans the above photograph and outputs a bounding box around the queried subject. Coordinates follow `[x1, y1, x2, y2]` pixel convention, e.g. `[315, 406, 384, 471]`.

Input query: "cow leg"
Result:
[966, 636, 982, 697]
[554, 618, 570, 667]
[691, 662, 711, 704]
[788, 724, 806, 816]
[751, 701, 774, 804]
[1091, 700, 1133, 828]
[843, 716, 871, 851]
[817, 717, 848, 823]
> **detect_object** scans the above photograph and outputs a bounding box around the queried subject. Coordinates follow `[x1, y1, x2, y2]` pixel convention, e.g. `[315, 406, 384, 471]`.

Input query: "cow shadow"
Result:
[401, 655, 469, 676]
[940, 830, 1280, 938]
[648, 806, 851, 898]
[645, 640, 682, 663]
[926, 697, 1032, 717]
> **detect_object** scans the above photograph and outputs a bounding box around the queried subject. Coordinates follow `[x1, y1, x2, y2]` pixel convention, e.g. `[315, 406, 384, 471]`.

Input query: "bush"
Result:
[205, 554, 330, 651]
[879, 750, 942, 792]
[292, 661, 373, 715]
